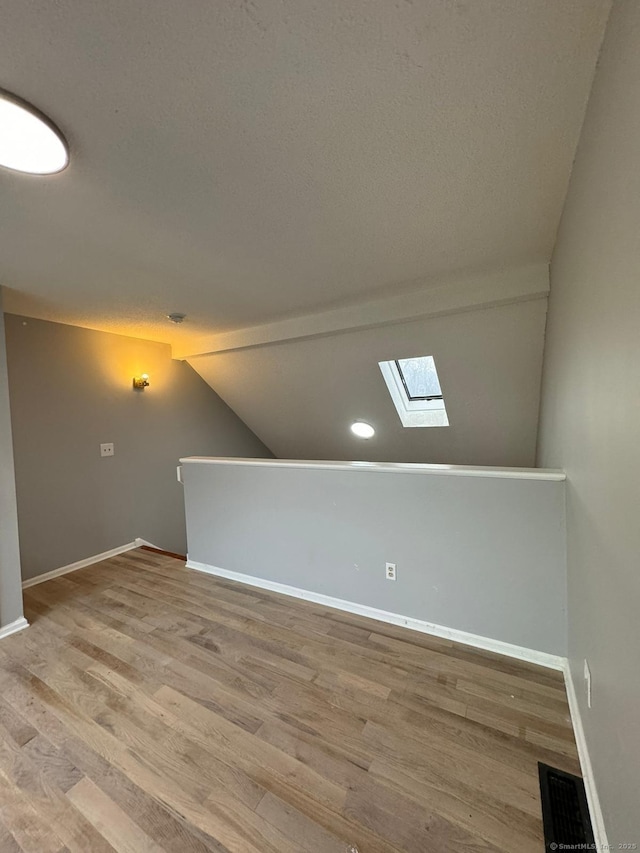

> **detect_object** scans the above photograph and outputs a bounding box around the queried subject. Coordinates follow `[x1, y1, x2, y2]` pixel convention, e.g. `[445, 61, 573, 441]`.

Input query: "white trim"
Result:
[175, 262, 549, 359]
[562, 661, 609, 848]
[179, 456, 566, 481]
[0, 617, 29, 640]
[134, 538, 162, 549]
[186, 559, 565, 670]
[21, 540, 156, 589]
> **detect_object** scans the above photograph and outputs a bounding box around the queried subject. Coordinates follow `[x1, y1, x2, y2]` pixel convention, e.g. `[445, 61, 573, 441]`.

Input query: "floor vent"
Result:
[538, 763, 594, 851]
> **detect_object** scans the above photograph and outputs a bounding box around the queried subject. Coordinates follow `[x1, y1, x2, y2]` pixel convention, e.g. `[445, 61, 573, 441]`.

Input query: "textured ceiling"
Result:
[0, 0, 609, 351]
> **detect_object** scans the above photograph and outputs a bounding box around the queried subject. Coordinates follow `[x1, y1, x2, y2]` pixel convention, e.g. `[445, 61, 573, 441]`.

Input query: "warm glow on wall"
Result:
[84, 334, 167, 393]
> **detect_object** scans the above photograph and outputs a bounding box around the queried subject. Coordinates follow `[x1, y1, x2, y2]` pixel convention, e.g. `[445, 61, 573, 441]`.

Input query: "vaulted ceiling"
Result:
[0, 0, 611, 463]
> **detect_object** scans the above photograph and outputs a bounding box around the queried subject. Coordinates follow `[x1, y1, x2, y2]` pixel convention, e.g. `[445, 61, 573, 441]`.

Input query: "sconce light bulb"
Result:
[133, 374, 150, 390]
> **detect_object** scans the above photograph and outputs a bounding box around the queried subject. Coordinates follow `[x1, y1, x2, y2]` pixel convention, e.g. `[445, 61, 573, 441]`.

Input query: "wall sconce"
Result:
[133, 374, 150, 390]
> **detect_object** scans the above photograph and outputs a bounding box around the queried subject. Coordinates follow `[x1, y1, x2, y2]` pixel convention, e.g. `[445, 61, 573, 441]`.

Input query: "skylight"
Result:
[379, 355, 449, 428]
[396, 356, 442, 400]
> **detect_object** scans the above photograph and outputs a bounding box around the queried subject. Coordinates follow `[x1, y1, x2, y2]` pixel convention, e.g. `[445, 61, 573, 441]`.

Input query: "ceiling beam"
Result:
[175, 263, 549, 360]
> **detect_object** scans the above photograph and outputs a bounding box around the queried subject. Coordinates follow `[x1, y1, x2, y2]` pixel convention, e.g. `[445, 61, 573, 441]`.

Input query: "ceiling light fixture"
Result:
[167, 312, 186, 324]
[350, 421, 375, 439]
[0, 90, 69, 175]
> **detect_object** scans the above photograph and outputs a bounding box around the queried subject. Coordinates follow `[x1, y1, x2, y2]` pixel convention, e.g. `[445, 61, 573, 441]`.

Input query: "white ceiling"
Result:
[0, 0, 609, 352]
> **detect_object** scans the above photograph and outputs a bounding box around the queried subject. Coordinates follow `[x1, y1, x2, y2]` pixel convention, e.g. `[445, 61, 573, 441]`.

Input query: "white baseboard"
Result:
[562, 661, 609, 848]
[0, 617, 29, 640]
[185, 559, 565, 671]
[21, 540, 152, 589]
[134, 538, 161, 549]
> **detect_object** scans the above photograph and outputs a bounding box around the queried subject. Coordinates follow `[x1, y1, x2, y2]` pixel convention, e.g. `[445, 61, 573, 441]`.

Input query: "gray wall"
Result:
[189, 298, 548, 467]
[5, 315, 271, 581]
[536, 0, 639, 843]
[0, 294, 24, 627]
[183, 461, 567, 655]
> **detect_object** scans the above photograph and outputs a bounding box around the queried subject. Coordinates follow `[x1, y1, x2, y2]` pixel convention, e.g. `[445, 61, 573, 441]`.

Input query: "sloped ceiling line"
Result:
[176, 263, 549, 359]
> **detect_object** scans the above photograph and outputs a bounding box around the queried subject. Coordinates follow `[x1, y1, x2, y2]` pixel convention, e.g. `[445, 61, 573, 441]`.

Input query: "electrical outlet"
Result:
[584, 659, 592, 708]
[385, 562, 397, 581]
[100, 442, 115, 457]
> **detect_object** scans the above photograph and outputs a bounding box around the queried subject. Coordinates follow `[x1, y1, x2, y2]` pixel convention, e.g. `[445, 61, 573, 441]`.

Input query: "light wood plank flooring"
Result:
[0, 549, 579, 852]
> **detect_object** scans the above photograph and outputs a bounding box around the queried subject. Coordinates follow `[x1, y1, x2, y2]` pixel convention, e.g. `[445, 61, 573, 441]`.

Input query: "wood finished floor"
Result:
[0, 549, 580, 852]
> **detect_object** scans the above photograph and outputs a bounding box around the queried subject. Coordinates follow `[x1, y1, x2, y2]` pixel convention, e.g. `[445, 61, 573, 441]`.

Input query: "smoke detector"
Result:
[167, 312, 186, 324]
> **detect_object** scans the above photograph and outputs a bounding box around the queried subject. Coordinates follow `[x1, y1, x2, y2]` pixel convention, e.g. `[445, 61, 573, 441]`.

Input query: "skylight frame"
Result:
[379, 356, 449, 428]
[394, 358, 443, 402]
